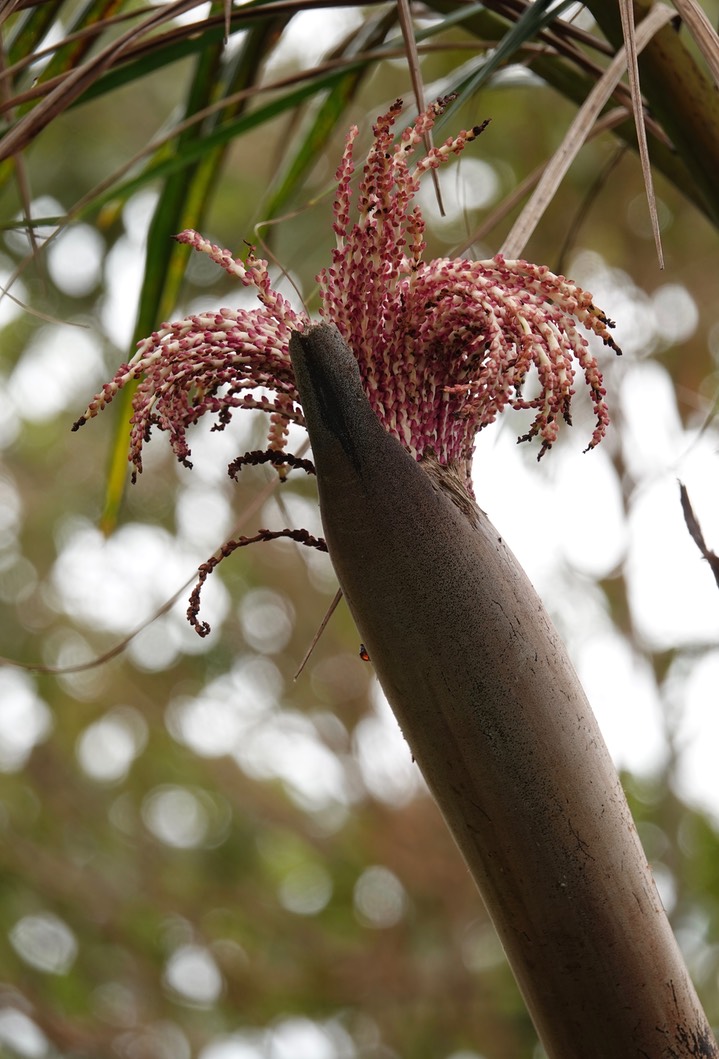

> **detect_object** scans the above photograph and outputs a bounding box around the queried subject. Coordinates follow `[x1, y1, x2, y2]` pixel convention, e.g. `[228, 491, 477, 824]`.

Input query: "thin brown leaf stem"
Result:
[16, 41, 488, 233]
[395, 0, 445, 215]
[670, 0, 719, 88]
[0, 3, 153, 87]
[428, 0, 703, 218]
[618, 0, 664, 267]
[0, 26, 39, 266]
[483, 0, 614, 56]
[680, 483, 719, 590]
[586, 0, 719, 227]
[0, 0, 389, 110]
[0, 0, 26, 27]
[293, 588, 343, 680]
[0, 446, 307, 675]
[500, 3, 674, 260]
[0, 0, 210, 161]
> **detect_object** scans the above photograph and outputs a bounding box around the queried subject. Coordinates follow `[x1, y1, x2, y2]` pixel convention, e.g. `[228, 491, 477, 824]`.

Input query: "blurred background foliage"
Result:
[1, 0, 719, 1057]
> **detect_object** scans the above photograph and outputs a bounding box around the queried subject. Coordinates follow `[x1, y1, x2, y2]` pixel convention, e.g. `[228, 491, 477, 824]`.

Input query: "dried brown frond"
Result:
[618, 0, 663, 268]
[500, 3, 674, 260]
[670, 0, 719, 88]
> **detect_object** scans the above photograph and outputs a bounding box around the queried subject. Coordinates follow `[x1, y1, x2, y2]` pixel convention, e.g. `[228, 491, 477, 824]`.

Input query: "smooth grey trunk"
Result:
[289, 323, 718, 1059]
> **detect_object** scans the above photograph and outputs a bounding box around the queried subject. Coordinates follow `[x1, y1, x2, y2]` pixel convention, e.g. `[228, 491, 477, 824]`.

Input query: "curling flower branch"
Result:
[74, 234, 310, 481]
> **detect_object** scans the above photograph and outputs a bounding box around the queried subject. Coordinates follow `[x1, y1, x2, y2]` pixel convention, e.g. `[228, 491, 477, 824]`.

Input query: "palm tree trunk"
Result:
[289, 322, 718, 1059]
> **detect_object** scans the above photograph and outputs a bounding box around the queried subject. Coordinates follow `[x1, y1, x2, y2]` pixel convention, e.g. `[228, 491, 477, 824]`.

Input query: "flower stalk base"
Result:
[289, 322, 717, 1059]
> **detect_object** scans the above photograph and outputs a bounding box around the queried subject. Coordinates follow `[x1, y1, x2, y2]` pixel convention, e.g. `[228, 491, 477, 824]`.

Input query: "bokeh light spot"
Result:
[267, 1017, 336, 1059]
[76, 706, 148, 783]
[0, 1008, 49, 1058]
[278, 862, 333, 916]
[164, 945, 224, 1008]
[353, 866, 407, 929]
[142, 786, 210, 848]
[0, 670, 52, 772]
[238, 589, 295, 655]
[47, 224, 105, 297]
[9, 913, 78, 974]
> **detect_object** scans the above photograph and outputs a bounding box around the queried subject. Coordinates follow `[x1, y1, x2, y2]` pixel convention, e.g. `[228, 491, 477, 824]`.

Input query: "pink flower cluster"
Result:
[73, 233, 309, 480]
[74, 97, 620, 487]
